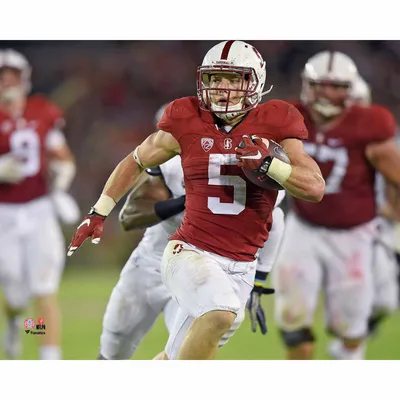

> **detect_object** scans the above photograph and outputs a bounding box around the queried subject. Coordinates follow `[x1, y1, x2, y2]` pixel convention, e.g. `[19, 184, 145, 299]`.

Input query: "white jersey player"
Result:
[98, 105, 287, 360]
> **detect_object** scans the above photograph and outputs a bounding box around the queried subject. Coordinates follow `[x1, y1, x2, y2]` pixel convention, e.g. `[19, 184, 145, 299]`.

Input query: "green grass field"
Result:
[0, 266, 399, 360]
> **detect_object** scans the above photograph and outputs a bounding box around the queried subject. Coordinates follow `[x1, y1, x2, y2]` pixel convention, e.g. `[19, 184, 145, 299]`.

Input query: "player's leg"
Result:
[153, 351, 168, 360]
[161, 240, 253, 360]
[257, 206, 285, 272]
[329, 220, 400, 358]
[175, 271, 251, 360]
[148, 298, 179, 360]
[25, 204, 65, 360]
[99, 254, 170, 360]
[272, 213, 322, 360]
[369, 219, 399, 335]
[324, 222, 375, 360]
[0, 205, 30, 359]
[163, 297, 180, 335]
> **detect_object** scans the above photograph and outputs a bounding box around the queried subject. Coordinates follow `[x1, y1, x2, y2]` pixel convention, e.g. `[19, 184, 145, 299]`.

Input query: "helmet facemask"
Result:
[197, 65, 260, 122]
[302, 78, 352, 120]
[0, 67, 29, 106]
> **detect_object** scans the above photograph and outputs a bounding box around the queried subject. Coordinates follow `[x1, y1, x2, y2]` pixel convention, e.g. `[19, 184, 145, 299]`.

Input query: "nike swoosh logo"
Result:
[78, 219, 90, 229]
[240, 150, 262, 160]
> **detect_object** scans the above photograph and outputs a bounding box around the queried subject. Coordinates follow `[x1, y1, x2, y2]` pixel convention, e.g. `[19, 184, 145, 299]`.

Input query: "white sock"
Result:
[337, 342, 366, 360]
[40, 345, 62, 360]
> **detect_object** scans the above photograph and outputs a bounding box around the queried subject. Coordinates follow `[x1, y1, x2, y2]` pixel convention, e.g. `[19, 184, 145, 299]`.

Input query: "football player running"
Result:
[69, 40, 325, 360]
[0, 49, 78, 359]
[98, 105, 286, 359]
[273, 51, 400, 360]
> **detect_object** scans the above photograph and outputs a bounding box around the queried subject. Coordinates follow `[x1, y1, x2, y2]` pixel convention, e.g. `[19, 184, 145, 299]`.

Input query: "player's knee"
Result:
[100, 329, 136, 360]
[35, 291, 58, 305]
[374, 292, 398, 315]
[200, 310, 237, 336]
[31, 281, 59, 300]
[280, 328, 315, 348]
[328, 319, 368, 340]
[275, 298, 311, 331]
[4, 287, 29, 311]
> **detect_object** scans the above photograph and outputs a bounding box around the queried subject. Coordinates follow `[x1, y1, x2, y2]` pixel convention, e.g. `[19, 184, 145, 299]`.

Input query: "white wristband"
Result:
[267, 158, 292, 185]
[93, 194, 116, 217]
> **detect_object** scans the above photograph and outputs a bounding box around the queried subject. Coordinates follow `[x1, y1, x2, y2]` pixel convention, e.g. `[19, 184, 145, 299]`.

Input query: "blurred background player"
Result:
[98, 103, 284, 359]
[273, 50, 400, 360]
[328, 75, 400, 358]
[98, 104, 185, 359]
[0, 49, 78, 359]
[247, 190, 286, 335]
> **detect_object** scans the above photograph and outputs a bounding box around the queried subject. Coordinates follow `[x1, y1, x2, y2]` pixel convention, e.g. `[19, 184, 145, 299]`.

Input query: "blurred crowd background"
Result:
[2, 40, 399, 267]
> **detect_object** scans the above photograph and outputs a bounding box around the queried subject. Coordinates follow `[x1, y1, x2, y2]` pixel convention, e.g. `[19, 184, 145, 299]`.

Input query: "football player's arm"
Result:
[46, 141, 76, 192]
[366, 138, 400, 187]
[94, 129, 180, 217]
[119, 171, 185, 231]
[278, 138, 325, 203]
[0, 153, 24, 183]
[380, 181, 400, 222]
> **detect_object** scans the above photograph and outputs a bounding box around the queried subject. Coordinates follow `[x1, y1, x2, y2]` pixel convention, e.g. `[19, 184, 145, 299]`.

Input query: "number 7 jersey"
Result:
[157, 96, 308, 262]
[289, 101, 396, 229]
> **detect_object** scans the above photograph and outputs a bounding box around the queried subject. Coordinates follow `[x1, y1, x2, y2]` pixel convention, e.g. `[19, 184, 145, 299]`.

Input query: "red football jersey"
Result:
[0, 95, 64, 203]
[290, 101, 396, 228]
[157, 96, 308, 261]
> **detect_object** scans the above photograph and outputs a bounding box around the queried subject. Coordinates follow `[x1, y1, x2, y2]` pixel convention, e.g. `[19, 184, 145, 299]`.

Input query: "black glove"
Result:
[247, 272, 275, 335]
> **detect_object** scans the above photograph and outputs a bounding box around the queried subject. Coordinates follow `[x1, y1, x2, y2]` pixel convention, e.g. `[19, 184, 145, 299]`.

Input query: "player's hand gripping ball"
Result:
[236, 135, 291, 190]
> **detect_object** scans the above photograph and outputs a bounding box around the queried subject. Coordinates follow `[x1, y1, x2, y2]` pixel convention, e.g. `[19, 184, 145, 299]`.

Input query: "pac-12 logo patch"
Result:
[201, 138, 214, 152]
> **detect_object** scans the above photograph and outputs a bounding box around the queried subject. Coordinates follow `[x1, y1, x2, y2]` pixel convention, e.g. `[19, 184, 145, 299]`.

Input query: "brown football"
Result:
[241, 139, 290, 191]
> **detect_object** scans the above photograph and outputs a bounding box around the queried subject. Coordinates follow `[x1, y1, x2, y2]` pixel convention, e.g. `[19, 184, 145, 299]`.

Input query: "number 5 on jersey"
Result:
[207, 154, 246, 215]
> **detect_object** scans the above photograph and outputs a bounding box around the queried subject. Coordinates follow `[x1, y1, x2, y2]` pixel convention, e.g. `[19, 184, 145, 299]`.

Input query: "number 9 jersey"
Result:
[0, 95, 64, 203]
[157, 96, 308, 262]
[289, 101, 397, 228]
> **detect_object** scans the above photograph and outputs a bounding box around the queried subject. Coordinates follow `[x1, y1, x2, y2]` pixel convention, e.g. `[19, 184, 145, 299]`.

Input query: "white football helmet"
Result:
[301, 51, 359, 117]
[0, 49, 32, 102]
[350, 75, 371, 106]
[197, 40, 271, 120]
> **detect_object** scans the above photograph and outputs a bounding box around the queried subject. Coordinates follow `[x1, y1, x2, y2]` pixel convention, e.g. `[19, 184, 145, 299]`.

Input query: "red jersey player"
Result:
[68, 40, 325, 360]
[0, 49, 78, 360]
[272, 51, 400, 360]
[327, 75, 400, 359]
